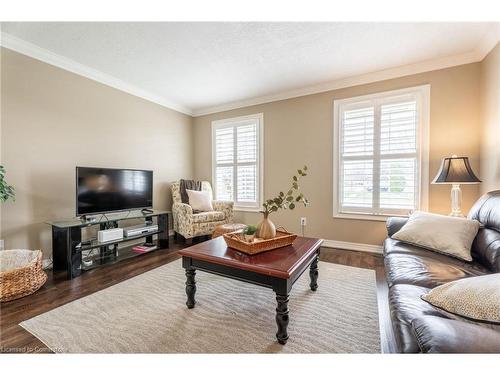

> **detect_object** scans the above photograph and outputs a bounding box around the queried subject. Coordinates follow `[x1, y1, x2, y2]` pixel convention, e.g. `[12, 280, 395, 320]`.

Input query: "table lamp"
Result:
[432, 155, 481, 217]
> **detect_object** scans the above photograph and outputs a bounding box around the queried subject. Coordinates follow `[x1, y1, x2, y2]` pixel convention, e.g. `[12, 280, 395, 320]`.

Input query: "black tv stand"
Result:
[48, 210, 170, 279]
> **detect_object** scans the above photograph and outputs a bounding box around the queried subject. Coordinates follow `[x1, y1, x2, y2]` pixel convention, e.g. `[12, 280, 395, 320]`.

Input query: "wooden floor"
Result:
[0, 237, 395, 353]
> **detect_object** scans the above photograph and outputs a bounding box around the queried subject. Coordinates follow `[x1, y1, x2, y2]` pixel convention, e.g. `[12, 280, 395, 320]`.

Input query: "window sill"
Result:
[234, 207, 262, 213]
[333, 212, 409, 222]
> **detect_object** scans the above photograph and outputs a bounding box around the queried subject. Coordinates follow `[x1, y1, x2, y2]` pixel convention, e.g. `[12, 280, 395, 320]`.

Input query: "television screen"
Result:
[76, 167, 153, 216]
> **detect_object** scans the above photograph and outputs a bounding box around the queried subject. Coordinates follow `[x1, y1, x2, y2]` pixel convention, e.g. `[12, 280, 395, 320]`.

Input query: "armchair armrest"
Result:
[212, 200, 234, 211]
[212, 200, 234, 222]
[173, 202, 193, 217]
[172, 202, 194, 237]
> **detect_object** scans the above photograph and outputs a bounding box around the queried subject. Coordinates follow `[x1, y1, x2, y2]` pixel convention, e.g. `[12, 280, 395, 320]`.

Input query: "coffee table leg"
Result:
[309, 254, 319, 291]
[276, 294, 289, 344]
[185, 268, 196, 308]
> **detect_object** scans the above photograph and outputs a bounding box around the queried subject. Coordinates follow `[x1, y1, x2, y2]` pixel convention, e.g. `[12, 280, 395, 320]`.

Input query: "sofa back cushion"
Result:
[392, 211, 480, 261]
[468, 190, 500, 272]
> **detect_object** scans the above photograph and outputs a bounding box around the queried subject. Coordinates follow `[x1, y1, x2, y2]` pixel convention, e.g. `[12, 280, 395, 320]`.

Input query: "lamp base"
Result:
[449, 184, 464, 217]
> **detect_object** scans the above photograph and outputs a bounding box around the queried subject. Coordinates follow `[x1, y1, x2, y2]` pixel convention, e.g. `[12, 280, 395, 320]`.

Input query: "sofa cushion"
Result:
[412, 316, 500, 353]
[471, 228, 500, 272]
[384, 239, 488, 288]
[192, 211, 225, 223]
[468, 190, 500, 271]
[422, 273, 500, 324]
[388, 284, 442, 353]
[468, 190, 500, 231]
[391, 211, 480, 261]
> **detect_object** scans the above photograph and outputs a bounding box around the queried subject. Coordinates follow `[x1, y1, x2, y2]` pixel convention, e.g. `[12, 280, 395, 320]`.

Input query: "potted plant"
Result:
[0, 166, 15, 203]
[257, 166, 309, 239]
[242, 225, 257, 243]
[0, 166, 15, 250]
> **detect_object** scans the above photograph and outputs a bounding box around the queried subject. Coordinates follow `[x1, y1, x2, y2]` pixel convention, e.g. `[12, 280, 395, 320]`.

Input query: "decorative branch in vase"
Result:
[257, 166, 310, 239]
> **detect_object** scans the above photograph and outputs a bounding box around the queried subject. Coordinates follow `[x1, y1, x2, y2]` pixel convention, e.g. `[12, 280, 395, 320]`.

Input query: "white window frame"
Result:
[211, 113, 264, 212]
[333, 85, 430, 221]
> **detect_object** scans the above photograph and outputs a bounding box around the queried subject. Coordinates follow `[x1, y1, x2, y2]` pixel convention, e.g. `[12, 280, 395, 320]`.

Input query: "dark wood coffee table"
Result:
[178, 236, 323, 344]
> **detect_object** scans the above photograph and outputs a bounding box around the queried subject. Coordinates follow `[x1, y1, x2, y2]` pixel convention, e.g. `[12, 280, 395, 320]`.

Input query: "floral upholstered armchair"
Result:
[171, 181, 234, 241]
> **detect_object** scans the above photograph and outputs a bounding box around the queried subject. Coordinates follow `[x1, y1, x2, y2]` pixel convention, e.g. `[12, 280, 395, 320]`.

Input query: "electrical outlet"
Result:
[300, 217, 307, 226]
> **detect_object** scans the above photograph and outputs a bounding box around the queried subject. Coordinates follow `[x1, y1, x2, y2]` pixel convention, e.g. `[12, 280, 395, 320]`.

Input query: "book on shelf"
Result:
[132, 244, 158, 254]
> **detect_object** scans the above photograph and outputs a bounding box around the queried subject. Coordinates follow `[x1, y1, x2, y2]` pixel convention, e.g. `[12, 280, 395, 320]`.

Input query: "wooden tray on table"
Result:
[223, 229, 297, 255]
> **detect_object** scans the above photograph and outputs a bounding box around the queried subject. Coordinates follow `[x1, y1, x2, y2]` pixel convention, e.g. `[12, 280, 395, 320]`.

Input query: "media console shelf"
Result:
[47, 210, 170, 279]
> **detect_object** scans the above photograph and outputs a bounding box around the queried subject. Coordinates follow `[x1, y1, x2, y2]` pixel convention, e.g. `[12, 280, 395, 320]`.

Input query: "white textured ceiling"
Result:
[1, 22, 498, 115]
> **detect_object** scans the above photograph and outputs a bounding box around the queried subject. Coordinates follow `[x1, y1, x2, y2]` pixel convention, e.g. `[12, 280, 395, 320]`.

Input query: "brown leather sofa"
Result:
[384, 190, 500, 353]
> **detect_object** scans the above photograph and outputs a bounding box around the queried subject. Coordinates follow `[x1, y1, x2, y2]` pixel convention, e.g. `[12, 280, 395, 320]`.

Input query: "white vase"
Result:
[256, 213, 276, 239]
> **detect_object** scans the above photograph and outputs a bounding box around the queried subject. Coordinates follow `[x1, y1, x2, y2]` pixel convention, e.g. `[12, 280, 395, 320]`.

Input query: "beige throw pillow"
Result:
[186, 189, 213, 212]
[392, 211, 480, 261]
[422, 274, 500, 324]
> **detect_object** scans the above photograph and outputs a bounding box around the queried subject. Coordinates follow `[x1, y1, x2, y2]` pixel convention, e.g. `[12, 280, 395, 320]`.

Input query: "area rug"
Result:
[20, 259, 381, 353]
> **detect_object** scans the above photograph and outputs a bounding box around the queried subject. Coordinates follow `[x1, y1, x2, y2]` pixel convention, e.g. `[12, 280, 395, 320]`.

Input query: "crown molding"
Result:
[0, 32, 193, 116]
[193, 50, 482, 116]
[2, 26, 498, 119]
[476, 23, 500, 58]
[193, 25, 500, 117]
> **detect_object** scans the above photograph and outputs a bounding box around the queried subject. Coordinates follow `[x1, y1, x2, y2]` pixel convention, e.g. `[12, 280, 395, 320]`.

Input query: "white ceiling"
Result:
[1, 22, 499, 115]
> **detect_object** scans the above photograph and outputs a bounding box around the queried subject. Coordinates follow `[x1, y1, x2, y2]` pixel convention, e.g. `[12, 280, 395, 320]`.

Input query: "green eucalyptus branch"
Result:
[262, 165, 309, 215]
[0, 166, 15, 203]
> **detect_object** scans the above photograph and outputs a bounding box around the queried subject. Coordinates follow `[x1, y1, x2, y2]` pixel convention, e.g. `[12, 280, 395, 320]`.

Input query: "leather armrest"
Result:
[386, 217, 408, 237]
[412, 316, 500, 353]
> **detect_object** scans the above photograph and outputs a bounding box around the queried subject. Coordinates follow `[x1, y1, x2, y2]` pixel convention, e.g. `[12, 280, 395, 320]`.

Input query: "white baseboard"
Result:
[321, 239, 383, 254]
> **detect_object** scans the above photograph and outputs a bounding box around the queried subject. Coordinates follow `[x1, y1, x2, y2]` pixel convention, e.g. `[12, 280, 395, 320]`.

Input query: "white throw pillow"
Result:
[422, 273, 500, 324]
[186, 189, 213, 212]
[392, 211, 480, 261]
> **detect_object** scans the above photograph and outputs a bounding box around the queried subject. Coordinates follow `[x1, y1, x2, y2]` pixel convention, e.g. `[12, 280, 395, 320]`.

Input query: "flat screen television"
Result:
[76, 167, 153, 216]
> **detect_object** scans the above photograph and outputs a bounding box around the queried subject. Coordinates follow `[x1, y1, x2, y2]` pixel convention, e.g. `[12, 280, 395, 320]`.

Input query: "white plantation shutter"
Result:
[334, 86, 429, 217]
[212, 114, 263, 209]
[379, 100, 418, 210]
[341, 106, 375, 208]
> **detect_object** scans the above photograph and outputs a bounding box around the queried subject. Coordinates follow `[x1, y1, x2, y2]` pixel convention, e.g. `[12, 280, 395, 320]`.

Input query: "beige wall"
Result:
[1, 48, 194, 257]
[193, 63, 482, 246]
[479, 42, 500, 193]
[1, 45, 490, 253]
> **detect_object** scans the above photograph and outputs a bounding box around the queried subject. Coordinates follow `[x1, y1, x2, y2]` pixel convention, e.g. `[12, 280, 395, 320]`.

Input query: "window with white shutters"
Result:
[333, 86, 430, 219]
[212, 113, 263, 210]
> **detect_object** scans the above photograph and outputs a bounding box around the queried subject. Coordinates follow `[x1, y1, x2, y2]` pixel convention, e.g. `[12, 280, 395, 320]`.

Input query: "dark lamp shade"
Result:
[432, 156, 481, 184]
